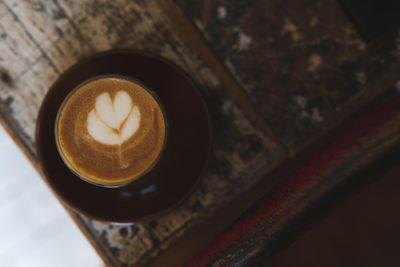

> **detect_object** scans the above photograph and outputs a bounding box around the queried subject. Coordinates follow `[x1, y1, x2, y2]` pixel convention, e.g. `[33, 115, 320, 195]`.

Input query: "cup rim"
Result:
[54, 74, 169, 188]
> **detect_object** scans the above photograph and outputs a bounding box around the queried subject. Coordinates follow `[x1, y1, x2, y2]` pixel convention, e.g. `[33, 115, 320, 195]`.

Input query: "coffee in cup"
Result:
[55, 76, 166, 187]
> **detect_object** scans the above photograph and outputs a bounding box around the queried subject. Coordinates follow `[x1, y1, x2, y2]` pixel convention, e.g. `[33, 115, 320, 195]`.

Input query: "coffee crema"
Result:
[55, 77, 166, 187]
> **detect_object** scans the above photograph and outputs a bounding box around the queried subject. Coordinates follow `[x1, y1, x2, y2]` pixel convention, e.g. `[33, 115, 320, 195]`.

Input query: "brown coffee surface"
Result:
[55, 77, 166, 186]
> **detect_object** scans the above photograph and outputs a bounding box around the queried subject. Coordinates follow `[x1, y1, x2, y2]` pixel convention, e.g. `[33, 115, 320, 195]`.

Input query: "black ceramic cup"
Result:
[36, 49, 212, 222]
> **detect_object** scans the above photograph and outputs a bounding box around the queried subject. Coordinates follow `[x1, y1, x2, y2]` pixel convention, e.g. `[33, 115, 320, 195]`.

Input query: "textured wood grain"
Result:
[0, 0, 284, 265]
[175, 0, 400, 152]
[187, 91, 400, 266]
[2, 0, 400, 265]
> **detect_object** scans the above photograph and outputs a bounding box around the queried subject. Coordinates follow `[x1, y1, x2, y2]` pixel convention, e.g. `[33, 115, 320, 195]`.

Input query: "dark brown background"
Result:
[267, 165, 400, 267]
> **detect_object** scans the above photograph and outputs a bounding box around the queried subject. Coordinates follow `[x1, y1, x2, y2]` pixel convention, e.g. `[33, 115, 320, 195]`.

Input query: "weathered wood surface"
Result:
[176, 0, 400, 152]
[1, 0, 400, 266]
[0, 0, 284, 265]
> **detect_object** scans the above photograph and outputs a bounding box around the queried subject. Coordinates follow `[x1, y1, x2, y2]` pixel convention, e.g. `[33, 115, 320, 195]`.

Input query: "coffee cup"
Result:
[55, 75, 167, 187]
[36, 50, 212, 221]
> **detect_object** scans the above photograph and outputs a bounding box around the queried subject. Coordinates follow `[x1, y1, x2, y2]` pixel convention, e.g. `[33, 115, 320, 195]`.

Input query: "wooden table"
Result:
[1, 0, 399, 266]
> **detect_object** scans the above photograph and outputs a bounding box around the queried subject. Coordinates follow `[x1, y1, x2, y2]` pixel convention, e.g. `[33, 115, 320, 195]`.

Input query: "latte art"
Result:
[55, 77, 166, 187]
[87, 91, 141, 145]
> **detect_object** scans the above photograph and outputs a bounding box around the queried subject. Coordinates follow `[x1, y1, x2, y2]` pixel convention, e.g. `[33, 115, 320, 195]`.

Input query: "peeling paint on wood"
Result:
[0, 0, 284, 265]
[175, 0, 400, 152]
[2, 0, 400, 265]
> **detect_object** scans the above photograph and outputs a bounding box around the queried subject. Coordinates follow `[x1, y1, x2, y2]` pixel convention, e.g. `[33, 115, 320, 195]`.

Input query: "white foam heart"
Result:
[87, 91, 141, 145]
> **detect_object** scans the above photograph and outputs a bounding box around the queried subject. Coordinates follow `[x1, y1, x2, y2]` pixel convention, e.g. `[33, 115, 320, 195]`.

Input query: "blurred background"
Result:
[267, 163, 400, 267]
[0, 126, 102, 267]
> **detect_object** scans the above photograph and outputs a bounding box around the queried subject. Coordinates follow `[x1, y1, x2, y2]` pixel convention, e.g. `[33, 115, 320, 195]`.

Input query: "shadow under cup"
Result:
[55, 75, 168, 188]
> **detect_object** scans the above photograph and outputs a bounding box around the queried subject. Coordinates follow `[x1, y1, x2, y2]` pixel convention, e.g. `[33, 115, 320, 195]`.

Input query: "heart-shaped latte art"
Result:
[87, 91, 141, 145]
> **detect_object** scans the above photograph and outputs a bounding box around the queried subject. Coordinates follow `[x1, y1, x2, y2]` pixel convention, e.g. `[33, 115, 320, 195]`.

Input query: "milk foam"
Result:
[56, 77, 166, 186]
[87, 91, 141, 145]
